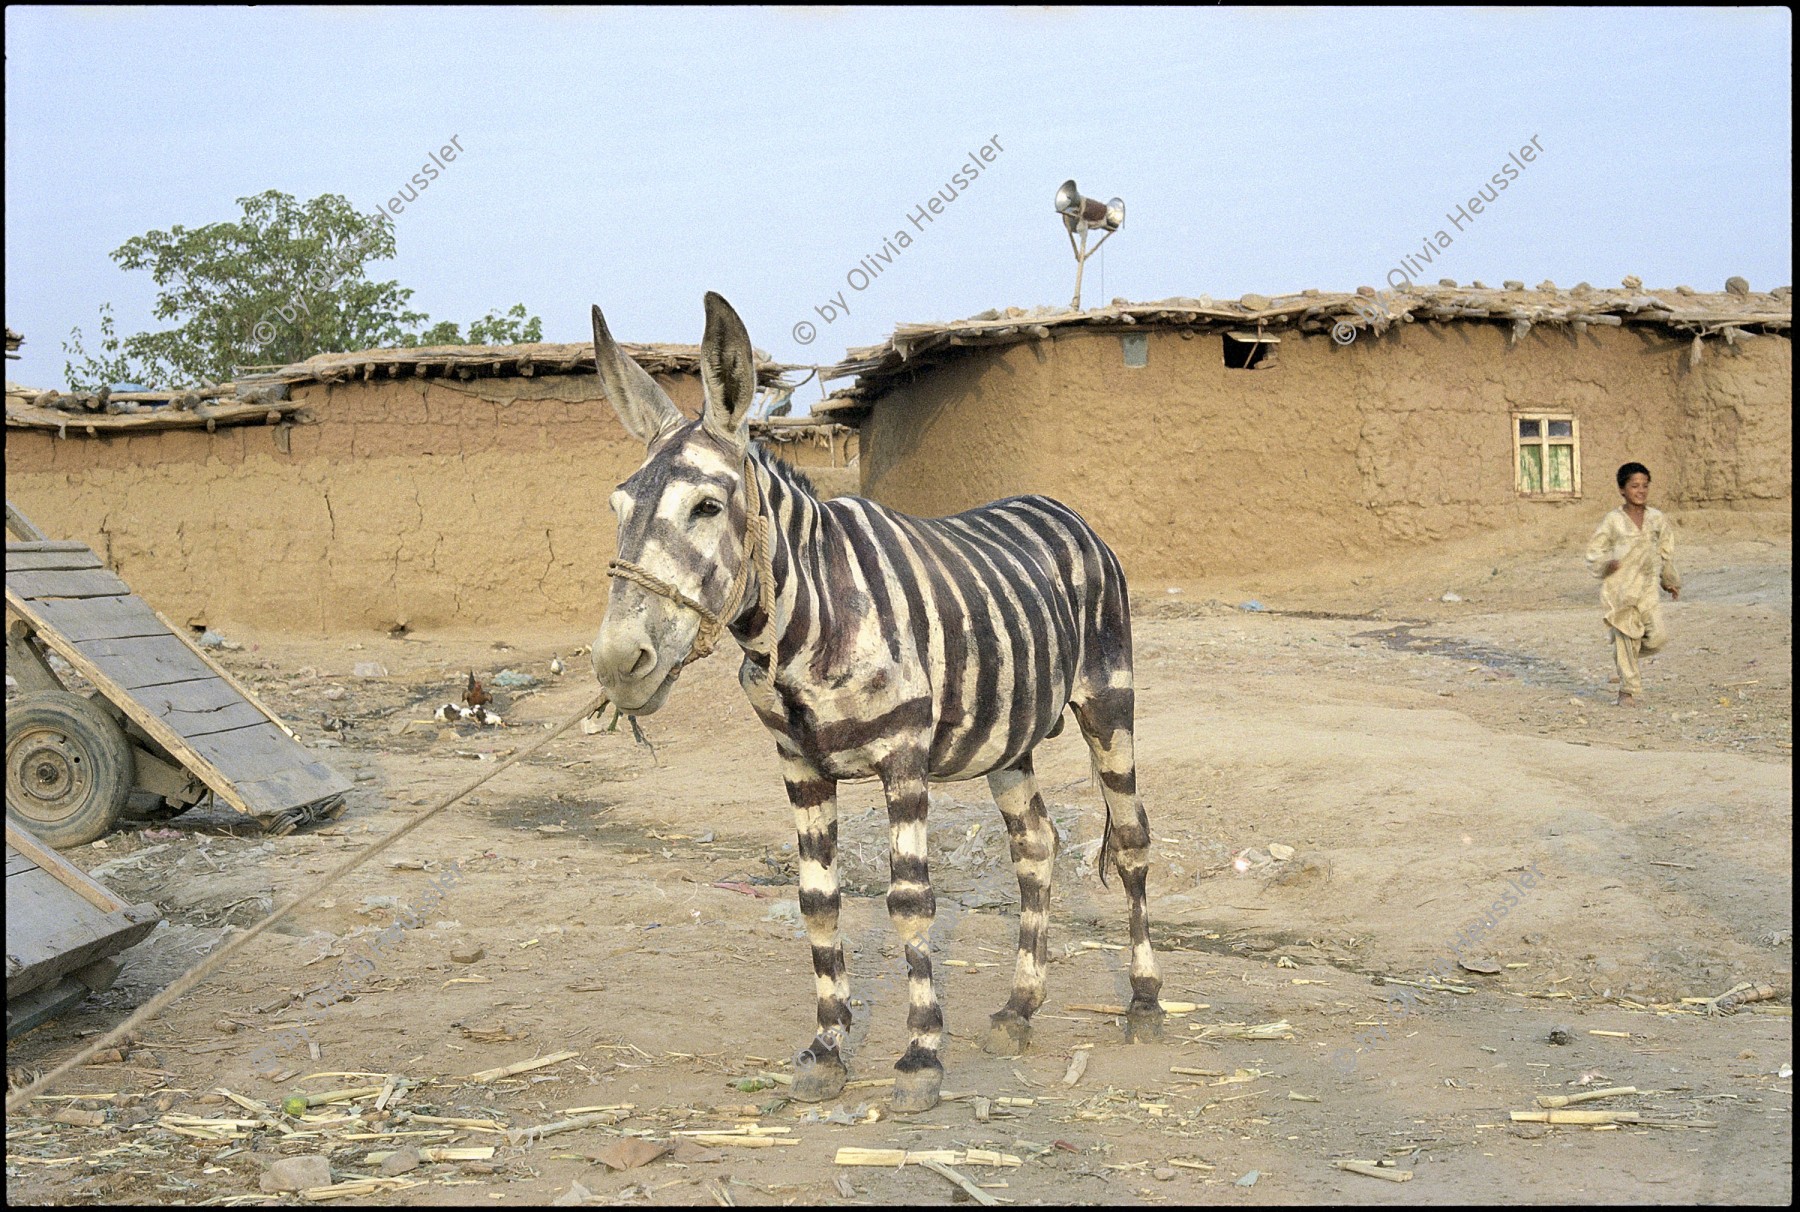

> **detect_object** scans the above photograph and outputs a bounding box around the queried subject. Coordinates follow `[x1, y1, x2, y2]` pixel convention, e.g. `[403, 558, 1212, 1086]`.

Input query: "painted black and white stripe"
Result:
[590, 293, 1163, 1113]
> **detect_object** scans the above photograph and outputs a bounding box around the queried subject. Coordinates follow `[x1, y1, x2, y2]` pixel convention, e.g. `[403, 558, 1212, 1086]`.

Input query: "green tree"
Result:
[59, 303, 136, 392]
[62, 190, 543, 389]
[399, 303, 545, 348]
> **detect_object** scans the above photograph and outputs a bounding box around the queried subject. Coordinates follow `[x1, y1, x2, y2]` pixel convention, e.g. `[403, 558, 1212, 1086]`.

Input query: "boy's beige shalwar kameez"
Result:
[1584, 505, 1679, 697]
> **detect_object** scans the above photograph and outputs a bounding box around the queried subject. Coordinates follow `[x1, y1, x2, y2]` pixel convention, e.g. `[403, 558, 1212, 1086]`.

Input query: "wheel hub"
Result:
[8, 728, 90, 822]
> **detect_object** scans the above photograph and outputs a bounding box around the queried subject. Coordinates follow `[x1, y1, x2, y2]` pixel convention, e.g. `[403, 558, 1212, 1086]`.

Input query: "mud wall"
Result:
[5, 373, 856, 633]
[858, 324, 1792, 582]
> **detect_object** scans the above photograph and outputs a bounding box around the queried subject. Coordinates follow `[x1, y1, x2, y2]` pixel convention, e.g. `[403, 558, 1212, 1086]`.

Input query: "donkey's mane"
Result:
[751, 439, 817, 500]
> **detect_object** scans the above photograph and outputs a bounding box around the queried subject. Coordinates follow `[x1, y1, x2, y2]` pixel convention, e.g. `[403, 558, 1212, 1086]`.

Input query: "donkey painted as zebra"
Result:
[589, 293, 1162, 1112]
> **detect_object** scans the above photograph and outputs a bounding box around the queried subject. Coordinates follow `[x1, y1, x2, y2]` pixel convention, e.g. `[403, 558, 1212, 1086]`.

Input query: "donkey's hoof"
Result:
[1124, 1001, 1165, 1044]
[891, 1066, 942, 1113]
[791, 1053, 848, 1103]
[983, 1011, 1032, 1056]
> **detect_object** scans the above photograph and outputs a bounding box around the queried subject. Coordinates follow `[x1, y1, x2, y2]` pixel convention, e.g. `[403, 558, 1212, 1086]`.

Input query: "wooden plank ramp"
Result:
[6, 542, 351, 823]
[6, 823, 161, 1036]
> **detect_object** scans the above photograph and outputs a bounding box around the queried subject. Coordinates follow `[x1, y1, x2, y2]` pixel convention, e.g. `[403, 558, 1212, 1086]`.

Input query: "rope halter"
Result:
[605, 454, 778, 674]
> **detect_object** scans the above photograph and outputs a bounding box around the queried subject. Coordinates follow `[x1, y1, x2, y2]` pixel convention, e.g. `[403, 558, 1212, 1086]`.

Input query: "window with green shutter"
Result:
[1513, 413, 1580, 497]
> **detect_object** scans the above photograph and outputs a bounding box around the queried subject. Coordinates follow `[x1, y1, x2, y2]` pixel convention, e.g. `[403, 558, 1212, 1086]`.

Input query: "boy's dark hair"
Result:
[1616, 461, 1651, 489]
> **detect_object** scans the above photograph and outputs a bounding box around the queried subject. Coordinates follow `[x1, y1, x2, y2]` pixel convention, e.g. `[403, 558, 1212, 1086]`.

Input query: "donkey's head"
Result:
[589, 292, 762, 714]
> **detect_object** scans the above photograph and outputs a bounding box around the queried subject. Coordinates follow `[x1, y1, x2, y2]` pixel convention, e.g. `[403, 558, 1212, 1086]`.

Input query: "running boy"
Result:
[1584, 462, 1680, 706]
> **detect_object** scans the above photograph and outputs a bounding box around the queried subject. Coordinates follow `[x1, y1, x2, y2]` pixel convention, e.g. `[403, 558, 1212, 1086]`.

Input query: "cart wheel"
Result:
[5, 691, 135, 849]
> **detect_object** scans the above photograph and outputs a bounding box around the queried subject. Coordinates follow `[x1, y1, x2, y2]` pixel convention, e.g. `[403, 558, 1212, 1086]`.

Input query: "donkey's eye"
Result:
[692, 498, 724, 519]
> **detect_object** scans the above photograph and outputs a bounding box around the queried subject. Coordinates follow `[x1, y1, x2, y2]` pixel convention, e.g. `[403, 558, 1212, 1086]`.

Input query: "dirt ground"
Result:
[6, 509, 1791, 1205]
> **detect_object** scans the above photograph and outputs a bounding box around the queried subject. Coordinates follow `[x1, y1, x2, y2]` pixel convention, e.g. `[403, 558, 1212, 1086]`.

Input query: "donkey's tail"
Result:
[1091, 751, 1115, 888]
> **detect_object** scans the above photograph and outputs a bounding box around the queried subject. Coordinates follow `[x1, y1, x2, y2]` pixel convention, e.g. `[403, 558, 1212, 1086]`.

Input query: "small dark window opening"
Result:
[1222, 332, 1276, 370]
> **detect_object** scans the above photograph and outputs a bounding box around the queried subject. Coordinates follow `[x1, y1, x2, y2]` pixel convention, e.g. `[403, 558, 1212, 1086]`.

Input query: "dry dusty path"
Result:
[6, 520, 1790, 1204]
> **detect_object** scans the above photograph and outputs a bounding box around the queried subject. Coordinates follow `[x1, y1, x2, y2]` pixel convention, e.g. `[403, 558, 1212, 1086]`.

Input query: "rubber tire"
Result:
[6, 690, 134, 849]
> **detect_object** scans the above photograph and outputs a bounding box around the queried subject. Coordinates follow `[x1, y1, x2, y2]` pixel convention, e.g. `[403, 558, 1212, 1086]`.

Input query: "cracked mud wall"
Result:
[5, 372, 854, 633]
[858, 324, 1791, 583]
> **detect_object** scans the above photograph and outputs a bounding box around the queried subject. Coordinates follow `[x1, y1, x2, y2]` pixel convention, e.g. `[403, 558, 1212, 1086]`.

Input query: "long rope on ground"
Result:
[5, 688, 611, 1115]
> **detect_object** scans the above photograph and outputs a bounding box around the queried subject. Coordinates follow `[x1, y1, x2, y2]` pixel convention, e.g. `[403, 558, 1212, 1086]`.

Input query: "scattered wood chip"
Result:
[1067, 1000, 1204, 1016]
[1536, 1085, 1638, 1109]
[1685, 982, 1779, 1015]
[834, 1147, 1022, 1168]
[290, 1084, 387, 1109]
[918, 1158, 1002, 1206]
[1210, 1068, 1270, 1086]
[686, 1134, 796, 1148]
[412, 1114, 510, 1130]
[301, 1177, 422, 1200]
[1510, 1109, 1716, 1127]
[508, 1110, 630, 1144]
[465, 1050, 577, 1083]
[1195, 1020, 1294, 1041]
[1334, 1159, 1412, 1182]
[368, 1145, 495, 1165]
[1384, 976, 1475, 994]
[1062, 1051, 1090, 1086]
[672, 1126, 792, 1137]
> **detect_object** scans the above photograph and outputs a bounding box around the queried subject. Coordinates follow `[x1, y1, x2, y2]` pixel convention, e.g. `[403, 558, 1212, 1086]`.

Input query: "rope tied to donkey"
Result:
[606, 453, 778, 669]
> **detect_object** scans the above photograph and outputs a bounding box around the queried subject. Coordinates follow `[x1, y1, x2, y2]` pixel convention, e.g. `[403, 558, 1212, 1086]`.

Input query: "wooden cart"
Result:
[6, 820, 161, 1037]
[5, 500, 350, 848]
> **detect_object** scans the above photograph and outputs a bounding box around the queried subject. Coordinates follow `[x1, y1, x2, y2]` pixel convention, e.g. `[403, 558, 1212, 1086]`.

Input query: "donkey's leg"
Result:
[1071, 691, 1165, 1042]
[782, 750, 851, 1102]
[982, 753, 1057, 1056]
[878, 744, 943, 1113]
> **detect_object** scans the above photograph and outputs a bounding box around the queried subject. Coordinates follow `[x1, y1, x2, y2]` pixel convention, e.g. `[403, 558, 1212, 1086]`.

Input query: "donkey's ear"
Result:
[592, 304, 683, 444]
[698, 292, 757, 449]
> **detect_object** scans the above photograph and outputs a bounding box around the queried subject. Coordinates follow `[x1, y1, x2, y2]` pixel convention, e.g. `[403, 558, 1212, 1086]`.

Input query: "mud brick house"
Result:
[824, 281, 1791, 582]
[6, 343, 855, 631]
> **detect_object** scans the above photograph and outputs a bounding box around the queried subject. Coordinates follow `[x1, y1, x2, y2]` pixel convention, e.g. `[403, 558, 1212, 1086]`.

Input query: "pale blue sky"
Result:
[4, 6, 1791, 395]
